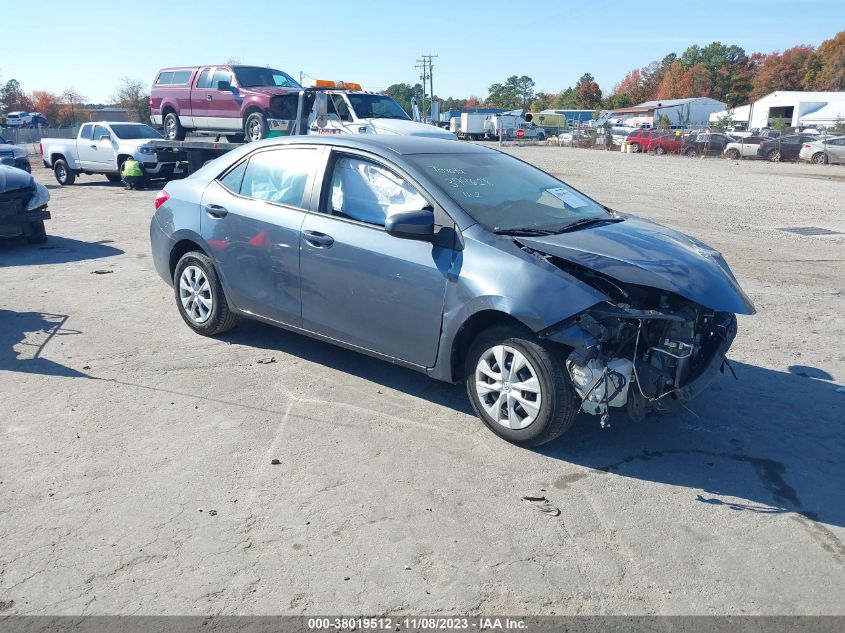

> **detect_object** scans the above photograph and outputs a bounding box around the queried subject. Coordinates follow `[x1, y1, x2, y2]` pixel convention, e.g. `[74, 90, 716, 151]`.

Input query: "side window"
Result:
[218, 160, 247, 194]
[171, 70, 191, 84]
[239, 148, 317, 207]
[196, 69, 211, 89]
[329, 95, 352, 122]
[212, 70, 232, 90]
[157, 71, 174, 85]
[93, 125, 109, 140]
[80, 124, 94, 140]
[328, 156, 428, 227]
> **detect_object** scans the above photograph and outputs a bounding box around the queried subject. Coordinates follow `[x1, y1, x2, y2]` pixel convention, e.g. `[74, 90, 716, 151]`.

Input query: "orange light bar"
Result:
[311, 79, 363, 91]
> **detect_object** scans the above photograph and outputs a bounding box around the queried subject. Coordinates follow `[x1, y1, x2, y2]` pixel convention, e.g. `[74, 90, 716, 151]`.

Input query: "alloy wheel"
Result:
[248, 119, 262, 141]
[812, 152, 827, 164]
[475, 344, 542, 430]
[56, 164, 66, 182]
[165, 117, 176, 140]
[179, 265, 213, 324]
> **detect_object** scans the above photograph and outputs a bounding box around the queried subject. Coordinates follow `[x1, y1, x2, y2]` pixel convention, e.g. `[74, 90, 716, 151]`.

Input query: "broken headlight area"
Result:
[541, 264, 738, 427]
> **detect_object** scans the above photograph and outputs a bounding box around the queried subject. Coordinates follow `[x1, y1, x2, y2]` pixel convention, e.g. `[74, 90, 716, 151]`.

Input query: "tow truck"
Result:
[148, 80, 455, 174]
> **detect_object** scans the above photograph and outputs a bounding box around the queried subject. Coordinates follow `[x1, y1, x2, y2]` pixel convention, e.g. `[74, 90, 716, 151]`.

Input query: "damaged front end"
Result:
[539, 256, 740, 427]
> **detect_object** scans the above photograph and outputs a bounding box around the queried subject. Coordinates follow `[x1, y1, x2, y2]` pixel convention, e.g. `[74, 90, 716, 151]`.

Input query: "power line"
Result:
[415, 54, 438, 122]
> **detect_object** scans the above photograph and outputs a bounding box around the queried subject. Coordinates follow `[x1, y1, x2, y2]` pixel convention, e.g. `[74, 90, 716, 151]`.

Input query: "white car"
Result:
[723, 135, 767, 160]
[4, 111, 34, 127]
[40, 122, 183, 186]
[798, 135, 845, 165]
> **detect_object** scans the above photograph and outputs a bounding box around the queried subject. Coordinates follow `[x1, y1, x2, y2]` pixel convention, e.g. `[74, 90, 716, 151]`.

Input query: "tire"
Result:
[768, 149, 781, 162]
[630, 143, 640, 153]
[27, 220, 47, 244]
[53, 159, 75, 185]
[654, 146, 666, 155]
[726, 148, 741, 160]
[164, 112, 186, 141]
[225, 134, 245, 143]
[106, 174, 121, 183]
[685, 148, 697, 157]
[812, 152, 828, 165]
[173, 251, 239, 336]
[244, 111, 269, 142]
[465, 324, 579, 447]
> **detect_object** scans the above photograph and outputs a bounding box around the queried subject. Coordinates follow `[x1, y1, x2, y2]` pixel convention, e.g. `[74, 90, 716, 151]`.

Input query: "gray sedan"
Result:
[150, 136, 754, 446]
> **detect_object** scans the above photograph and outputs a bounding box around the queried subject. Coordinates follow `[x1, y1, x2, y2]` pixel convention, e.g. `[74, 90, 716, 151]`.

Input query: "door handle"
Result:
[89, 144, 97, 149]
[204, 204, 228, 218]
[206, 94, 213, 101]
[302, 230, 334, 248]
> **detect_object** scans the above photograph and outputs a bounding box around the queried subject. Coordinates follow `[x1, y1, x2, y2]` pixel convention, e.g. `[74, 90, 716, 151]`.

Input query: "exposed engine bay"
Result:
[536, 253, 738, 426]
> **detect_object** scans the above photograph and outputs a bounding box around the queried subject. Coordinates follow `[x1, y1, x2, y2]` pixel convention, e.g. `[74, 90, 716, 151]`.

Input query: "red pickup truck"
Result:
[150, 65, 302, 142]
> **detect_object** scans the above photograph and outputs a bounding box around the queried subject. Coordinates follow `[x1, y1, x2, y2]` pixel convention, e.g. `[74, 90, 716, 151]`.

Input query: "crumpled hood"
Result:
[0, 164, 34, 192]
[364, 118, 457, 139]
[517, 215, 755, 315]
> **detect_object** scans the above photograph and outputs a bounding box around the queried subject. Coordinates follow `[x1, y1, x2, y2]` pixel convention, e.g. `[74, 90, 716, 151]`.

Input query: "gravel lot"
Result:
[1, 148, 843, 615]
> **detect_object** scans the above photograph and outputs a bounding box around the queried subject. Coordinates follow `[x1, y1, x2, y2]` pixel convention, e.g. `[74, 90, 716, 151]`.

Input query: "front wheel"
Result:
[768, 149, 781, 162]
[465, 325, 579, 447]
[173, 251, 239, 336]
[812, 152, 828, 164]
[244, 111, 269, 142]
[53, 159, 75, 185]
[654, 146, 666, 155]
[726, 148, 741, 160]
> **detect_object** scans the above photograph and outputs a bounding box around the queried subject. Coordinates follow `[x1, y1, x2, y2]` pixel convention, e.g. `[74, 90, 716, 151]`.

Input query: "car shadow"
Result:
[220, 319, 474, 415]
[0, 309, 88, 378]
[0, 236, 123, 267]
[538, 360, 845, 530]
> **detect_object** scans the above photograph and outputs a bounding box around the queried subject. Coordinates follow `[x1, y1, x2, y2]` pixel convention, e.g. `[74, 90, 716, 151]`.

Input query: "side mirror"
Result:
[98, 134, 111, 142]
[385, 209, 434, 241]
[216, 80, 232, 91]
[315, 92, 328, 129]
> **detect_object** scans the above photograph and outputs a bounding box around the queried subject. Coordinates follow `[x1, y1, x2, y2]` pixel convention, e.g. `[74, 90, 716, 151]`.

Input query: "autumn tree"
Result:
[812, 30, 845, 90]
[58, 88, 86, 126]
[574, 73, 602, 109]
[749, 45, 816, 99]
[30, 90, 61, 122]
[656, 62, 687, 99]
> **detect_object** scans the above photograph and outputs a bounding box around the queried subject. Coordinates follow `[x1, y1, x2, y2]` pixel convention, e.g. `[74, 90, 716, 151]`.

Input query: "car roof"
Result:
[248, 134, 494, 156]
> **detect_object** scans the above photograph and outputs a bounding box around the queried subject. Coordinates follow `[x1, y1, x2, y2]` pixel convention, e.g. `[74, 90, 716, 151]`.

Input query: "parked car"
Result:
[41, 122, 182, 186]
[4, 111, 33, 128]
[799, 136, 845, 164]
[625, 129, 663, 152]
[0, 165, 50, 243]
[0, 134, 31, 172]
[756, 134, 819, 162]
[650, 133, 686, 155]
[682, 132, 736, 157]
[723, 135, 767, 160]
[150, 136, 753, 446]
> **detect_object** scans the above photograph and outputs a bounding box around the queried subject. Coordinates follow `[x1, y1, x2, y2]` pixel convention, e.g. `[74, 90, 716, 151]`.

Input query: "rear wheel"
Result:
[164, 112, 186, 141]
[244, 111, 269, 142]
[811, 152, 828, 164]
[225, 134, 244, 143]
[53, 159, 75, 185]
[654, 145, 666, 155]
[630, 143, 640, 153]
[726, 148, 741, 160]
[27, 220, 47, 244]
[685, 148, 698, 157]
[465, 325, 579, 447]
[173, 251, 238, 336]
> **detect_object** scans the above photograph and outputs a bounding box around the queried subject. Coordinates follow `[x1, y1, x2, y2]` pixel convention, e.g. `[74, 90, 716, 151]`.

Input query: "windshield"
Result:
[233, 66, 300, 89]
[409, 152, 609, 232]
[347, 94, 410, 120]
[109, 124, 163, 140]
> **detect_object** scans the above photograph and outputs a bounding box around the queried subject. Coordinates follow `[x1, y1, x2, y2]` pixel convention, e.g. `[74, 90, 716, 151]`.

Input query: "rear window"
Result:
[156, 70, 192, 85]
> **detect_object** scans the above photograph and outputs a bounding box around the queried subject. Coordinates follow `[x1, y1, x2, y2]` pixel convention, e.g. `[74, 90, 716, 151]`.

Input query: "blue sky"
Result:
[3, 0, 843, 103]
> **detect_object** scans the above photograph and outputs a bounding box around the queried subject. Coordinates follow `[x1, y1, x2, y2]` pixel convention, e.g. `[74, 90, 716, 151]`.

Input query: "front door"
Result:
[299, 152, 451, 367]
[206, 68, 241, 131]
[200, 146, 322, 324]
[77, 124, 115, 170]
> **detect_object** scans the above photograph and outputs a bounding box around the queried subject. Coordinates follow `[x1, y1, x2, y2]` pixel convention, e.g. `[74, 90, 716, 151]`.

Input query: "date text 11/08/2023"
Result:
[307, 616, 527, 630]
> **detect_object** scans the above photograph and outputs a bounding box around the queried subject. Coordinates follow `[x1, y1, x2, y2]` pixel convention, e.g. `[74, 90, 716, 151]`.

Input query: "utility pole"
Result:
[415, 54, 438, 123]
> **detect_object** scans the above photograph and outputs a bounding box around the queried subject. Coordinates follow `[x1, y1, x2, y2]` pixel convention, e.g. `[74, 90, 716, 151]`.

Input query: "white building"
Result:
[709, 91, 845, 128]
[609, 97, 727, 128]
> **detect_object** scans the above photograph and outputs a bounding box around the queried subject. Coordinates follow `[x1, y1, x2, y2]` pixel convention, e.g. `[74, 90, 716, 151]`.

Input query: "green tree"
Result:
[831, 115, 845, 134]
[384, 83, 423, 117]
[487, 75, 534, 109]
[657, 114, 671, 130]
[771, 117, 789, 132]
[1, 79, 33, 114]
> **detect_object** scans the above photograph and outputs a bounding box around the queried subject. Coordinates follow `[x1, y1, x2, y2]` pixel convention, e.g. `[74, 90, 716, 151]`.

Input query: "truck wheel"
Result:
[225, 134, 244, 143]
[53, 159, 75, 185]
[245, 112, 269, 142]
[164, 112, 186, 141]
[465, 324, 579, 447]
[106, 174, 121, 183]
[27, 221, 47, 244]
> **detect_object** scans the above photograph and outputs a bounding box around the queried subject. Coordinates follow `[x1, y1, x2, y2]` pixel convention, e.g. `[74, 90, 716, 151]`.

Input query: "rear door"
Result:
[200, 145, 322, 324]
[299, 150, 451, 367]
[826, 138, 845, 162]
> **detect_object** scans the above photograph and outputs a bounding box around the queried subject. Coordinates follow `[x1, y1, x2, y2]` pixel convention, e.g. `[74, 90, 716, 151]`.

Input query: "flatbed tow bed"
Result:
[146, 139, 244, 175]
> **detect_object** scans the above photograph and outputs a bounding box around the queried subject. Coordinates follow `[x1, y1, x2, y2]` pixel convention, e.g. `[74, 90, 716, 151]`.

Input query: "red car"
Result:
[150, 65, 301, 142]
[651, 133, 686, 155]
[625, 129, 665, 152]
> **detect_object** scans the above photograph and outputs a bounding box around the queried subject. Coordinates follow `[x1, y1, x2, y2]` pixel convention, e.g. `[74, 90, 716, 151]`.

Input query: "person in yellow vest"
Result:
[121, 158, 145, 190]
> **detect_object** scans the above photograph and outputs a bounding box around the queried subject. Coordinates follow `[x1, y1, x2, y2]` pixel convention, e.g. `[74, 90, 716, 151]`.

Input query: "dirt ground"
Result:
[1, 148, 843, 616]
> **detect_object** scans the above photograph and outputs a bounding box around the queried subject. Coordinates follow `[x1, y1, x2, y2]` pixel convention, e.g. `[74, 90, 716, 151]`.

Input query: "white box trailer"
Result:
[459, 113, 487, 140]
[449, 116, 461, 134]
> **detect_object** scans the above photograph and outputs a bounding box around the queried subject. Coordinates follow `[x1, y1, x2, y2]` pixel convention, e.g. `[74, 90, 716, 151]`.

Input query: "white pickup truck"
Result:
[41, 122, 183, 186]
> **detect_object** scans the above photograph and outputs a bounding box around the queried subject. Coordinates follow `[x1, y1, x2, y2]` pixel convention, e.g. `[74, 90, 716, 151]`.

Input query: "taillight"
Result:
[154, 189, 170, 210]
[803, 144, 812, 148]
[39, 142, 43, 156]
[149, 96, 154, 109]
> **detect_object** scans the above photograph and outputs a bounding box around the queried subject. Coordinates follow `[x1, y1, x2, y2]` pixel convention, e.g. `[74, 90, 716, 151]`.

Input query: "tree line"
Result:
[0, 75, 151, 126]
[387, 30, 845, 115]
